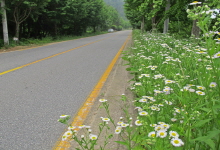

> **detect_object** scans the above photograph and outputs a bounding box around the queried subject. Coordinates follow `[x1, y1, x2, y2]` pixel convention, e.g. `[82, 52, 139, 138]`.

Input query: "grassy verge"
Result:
[0, 31, 108, 51]
[122, 29, 220, 150]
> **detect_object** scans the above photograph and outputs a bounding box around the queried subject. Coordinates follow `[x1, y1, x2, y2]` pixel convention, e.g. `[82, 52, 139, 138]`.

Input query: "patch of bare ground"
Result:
[69, 37, 136, 150]
[0, 44, 40, 53]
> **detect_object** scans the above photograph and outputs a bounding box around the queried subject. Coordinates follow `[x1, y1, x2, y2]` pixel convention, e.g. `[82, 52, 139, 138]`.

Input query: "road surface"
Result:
[0, 30, 131, 150]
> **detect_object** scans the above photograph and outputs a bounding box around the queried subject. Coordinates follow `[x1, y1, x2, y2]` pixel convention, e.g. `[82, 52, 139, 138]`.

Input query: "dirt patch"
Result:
[0, 44, 41, 53]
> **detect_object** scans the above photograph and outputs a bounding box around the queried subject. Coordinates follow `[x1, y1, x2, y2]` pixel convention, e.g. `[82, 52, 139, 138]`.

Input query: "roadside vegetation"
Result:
[58, 1, 220, 150]
[0, 31, 108, 52]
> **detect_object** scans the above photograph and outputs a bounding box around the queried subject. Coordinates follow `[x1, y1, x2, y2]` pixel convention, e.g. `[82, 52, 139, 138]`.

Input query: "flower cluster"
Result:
[126, 29, 220, 149]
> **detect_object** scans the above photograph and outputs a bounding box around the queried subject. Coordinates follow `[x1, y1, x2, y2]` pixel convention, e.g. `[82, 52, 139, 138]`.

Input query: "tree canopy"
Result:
[0, 0, 131, 45]
[124, 0, 220, 36]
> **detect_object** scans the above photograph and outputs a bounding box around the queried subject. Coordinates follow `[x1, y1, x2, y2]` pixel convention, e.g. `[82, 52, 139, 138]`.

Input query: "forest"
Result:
[0, 0, 130, 47]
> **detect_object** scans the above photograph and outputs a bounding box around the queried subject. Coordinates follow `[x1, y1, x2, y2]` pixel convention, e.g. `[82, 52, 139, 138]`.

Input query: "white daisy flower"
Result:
[101, 117, 110, 122]
[89, 134, 98, 140]
[189, 89, 195, 92]
[175, 108, 181, 113]
[68, 126, 76, 130]
[158, 122, 165, 125]
[162, 124, 170, 129]
[154, 90, 163, 94]
[117, 121, 123, 126]
[150, 106, 157, 111]
[60, 115, 70, 119]
[154, 125, 165, 131]
[139, 98, 148, 102]
[115, 128, 121, 134]
[148, 131, 156, 138]
[196, 91, 205, 95]
[171, 118, 177, 122]
[135, 120, 142, 126]
[196, 51, 207, 54]
[196, 86, 205, 90]
[209, 82, 217, 88]
[158, 103, 164, 107]
[121, 123, 129, 127]
[150, 124, 157, 127]
[88, 129, 92, 133]
[169, 131, 179, 138]
[62, 135, 68, 141]
[171, 138, 184, 147]
[141, 74, 150, 77]
[99, 99, 107, 102]
[157, 130, 167, 138]
[189, 1, 202, 5]
[63, 131, 72, 137]
[78, 125, 86, 129]
[135, 82, 142, 86]
[165, 80, 175, 84]
[139, 111, 148, 116]
[165, 100, 173, 105]
[213, 52, 220, 58]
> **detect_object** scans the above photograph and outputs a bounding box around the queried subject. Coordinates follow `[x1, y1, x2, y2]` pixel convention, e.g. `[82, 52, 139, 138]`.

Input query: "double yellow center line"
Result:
[0, 35, 114, 76]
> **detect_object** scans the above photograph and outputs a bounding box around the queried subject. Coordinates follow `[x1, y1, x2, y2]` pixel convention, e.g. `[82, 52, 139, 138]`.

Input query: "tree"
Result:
[1, 0, 9, 45]
[7, 0, 50, 40]
[163, 0, 170, 33]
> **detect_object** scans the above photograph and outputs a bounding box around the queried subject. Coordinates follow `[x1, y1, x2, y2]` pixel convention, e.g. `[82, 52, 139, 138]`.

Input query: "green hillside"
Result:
[104, 0, 126, 19]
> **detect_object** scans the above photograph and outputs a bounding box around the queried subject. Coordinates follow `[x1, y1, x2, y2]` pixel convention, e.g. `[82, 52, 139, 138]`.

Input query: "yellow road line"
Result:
[53, 34, 131, 150]
[0, 38, 107, 76]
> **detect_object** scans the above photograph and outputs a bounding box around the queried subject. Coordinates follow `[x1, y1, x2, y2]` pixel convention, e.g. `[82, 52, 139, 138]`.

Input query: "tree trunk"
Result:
[15, 22, 20, 40]
[191, 19, 200, 37]
[151, 16, 156, 32]
[93, 26, 96, 33]
[1, 0, 9, 45]
[191, 4, 201, 38]
[163, 0, 170, 34]
[141, 16, 145, 33]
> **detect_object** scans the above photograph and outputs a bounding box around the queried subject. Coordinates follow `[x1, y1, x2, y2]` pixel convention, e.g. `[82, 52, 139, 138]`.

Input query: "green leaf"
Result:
[115, 141, 128, 146]
[194, 136, 215, 150]
[200, 108, 211, 113]
[207, 129, 220, 139]
[193, 118, 212, 128]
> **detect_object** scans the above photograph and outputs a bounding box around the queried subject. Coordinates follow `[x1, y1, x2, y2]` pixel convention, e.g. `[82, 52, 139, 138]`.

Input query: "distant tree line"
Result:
[0, 0, 131, 44]
[104, 0, 126, 19]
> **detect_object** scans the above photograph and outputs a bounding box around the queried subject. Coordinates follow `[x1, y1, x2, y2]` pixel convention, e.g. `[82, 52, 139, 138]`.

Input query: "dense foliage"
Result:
[124, 0, 220, 37]
[0, 0, 130, 46]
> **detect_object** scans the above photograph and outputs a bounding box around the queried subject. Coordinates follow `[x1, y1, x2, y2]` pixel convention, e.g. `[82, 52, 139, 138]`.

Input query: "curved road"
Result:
[0, 30, 131, 150]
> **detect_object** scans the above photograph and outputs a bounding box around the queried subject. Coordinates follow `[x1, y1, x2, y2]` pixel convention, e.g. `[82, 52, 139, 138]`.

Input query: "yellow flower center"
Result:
[193, 1, 198, 3]
[151, 134, 156, 137]
[174, 140, 180, 144]
[172, 133, 177, 136]
[160, 132, 165, 136]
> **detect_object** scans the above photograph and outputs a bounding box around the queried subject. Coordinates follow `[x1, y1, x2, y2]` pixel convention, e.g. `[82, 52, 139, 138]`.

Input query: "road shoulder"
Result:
[70, 37, 135, 150]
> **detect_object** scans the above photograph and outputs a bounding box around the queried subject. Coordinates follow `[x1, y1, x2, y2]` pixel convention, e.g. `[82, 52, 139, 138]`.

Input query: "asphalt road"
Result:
[0, 30, 131, 150]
